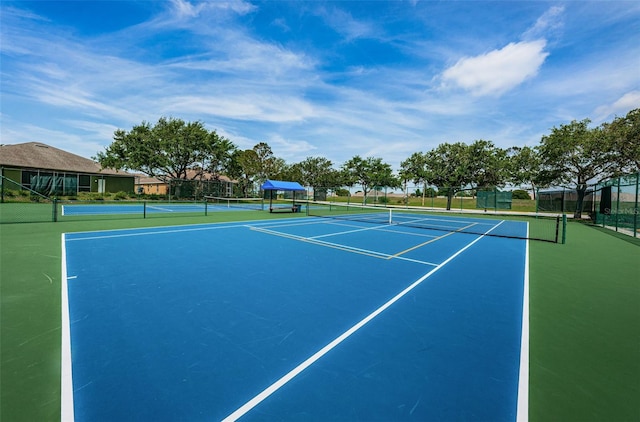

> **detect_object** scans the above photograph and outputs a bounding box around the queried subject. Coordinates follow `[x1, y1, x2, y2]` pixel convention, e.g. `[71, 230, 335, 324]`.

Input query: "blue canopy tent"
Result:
[261, 180, 306, 213]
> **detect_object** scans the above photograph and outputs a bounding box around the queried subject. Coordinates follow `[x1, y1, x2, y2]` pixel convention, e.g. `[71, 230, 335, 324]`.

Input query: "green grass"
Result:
[1, 215, 638, 421]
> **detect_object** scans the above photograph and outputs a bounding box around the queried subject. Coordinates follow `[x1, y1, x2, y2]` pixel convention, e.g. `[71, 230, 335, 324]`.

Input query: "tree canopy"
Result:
[538, 119, 619, 217]
[96, 109, 639, 210]
[341, 156, 396, 203]
[95, 117, 235, 182]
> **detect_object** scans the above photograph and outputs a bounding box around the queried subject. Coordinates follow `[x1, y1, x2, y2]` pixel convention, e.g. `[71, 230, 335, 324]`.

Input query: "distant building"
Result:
[0, 142, 134, 196]
[134, 170, 236, 198]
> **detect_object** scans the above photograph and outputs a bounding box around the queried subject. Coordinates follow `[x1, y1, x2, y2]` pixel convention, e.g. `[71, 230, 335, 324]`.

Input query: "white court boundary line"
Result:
[61, 234, 74, 422]
[222, 221, 506, 421]
[516, 226, 530, 421]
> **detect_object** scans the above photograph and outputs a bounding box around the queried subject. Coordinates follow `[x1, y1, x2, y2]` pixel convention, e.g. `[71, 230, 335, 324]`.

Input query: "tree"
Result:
[95, 117, 235, 182]
[507, 146, 542, 199]
[467, 140, 509, 189]
[538, 119, 618, 218]
[295, 156, 341, 200]
[205, 135, 237, 180]
[603, 108, 640, 173]
[341, 156, 396, 204]
[400, 152, 429, 206]
[228, 149, 260, 197]
[252, 142, 276, 184]
[423, 142, 473, 210]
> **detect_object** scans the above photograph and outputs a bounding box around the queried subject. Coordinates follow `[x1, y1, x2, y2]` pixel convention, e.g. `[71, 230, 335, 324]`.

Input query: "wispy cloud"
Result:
[441, 40, 549, 97]
[522, 5, 565, 41]
[594, 91, 640, 122]
[316, 5, 378, 41]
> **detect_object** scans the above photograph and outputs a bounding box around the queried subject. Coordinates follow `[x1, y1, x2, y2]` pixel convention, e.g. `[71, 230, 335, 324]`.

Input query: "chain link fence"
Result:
[592, 173, 639, 237]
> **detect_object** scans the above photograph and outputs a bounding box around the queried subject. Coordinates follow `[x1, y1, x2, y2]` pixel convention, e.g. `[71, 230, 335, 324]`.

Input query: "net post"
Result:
[561, 214, 567, 244]
[52, 198, 58, 222]
[143, 201, 147, 218]
[204, 199, 208, 216]
[388, 209, 393, 225]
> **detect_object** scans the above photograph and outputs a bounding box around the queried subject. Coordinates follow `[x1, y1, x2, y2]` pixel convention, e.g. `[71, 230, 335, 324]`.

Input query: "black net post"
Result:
[52, 198, 58, 222]
[143, 201, 147, 218]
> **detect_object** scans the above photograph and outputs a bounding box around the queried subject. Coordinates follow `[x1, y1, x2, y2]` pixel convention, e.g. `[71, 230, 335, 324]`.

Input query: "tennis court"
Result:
[62, 213, 529, 421]
[61, 197, 264, 217]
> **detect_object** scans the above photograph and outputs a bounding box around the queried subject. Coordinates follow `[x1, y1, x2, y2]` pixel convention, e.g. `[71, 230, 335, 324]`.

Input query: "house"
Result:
[135, 174, 168, 195]
[134, 170, 236, 198]
[0, 142, 134, 196]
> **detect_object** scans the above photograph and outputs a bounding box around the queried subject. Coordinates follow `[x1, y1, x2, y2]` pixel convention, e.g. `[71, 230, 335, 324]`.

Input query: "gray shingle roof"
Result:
[0, 142, 127, 176]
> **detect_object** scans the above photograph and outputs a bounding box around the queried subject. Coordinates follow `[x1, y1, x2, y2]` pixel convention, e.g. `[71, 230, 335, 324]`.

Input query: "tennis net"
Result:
[205, 196, 264, 211]
[306, 201, 565, 243]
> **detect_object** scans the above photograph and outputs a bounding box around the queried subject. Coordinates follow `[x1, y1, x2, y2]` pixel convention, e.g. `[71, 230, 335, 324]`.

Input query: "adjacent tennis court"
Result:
[60, 197, 265, 217]
[62, 214, 529, 421]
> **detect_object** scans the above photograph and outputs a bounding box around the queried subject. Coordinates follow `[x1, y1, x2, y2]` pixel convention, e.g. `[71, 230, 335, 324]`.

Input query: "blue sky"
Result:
[1, 1, 639, 170]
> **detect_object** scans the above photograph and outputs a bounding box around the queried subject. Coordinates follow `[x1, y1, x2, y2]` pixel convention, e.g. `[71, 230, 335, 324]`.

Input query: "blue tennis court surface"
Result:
[62, 216, 529, 421]
[61, 202, 260, 216]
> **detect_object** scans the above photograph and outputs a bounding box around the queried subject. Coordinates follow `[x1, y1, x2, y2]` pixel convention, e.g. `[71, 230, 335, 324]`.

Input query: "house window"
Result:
[79, 175, 91, 192]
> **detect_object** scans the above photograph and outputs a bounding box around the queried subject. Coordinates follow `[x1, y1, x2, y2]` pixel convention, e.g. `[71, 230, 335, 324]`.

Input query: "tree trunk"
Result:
[574, 183, 588, 219]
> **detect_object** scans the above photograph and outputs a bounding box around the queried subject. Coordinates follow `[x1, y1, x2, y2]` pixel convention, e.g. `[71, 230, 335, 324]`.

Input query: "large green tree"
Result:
[538, 119, 618, 218]
[228, 149, 260, 197]
[400, 152, 430, 206]
[466, 140, 509, 189]
[507, 145, 541, 199]
[294, 156, 341, 200]
[227, 142, 286, 197]
[603, 108, 640, 173]
[423, 142, 472, 210]
[95, 117, 235, 182]
[341, 156, 396, 204]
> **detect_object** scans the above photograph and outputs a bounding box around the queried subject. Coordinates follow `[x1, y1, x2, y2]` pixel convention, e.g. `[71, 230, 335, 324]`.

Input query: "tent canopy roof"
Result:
[261, 180, 305, 191]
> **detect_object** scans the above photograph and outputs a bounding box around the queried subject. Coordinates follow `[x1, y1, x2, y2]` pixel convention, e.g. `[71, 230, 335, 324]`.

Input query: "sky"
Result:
[1, 0, 639, 171]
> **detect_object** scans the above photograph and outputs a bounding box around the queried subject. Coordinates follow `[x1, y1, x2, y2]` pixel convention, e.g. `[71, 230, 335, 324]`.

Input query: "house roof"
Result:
[261, 179, 305, 191]
[0, 142, 127, 176]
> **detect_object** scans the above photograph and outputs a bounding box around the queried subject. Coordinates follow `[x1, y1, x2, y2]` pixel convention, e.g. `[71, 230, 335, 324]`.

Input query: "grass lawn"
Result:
[1, 214, 638, 421]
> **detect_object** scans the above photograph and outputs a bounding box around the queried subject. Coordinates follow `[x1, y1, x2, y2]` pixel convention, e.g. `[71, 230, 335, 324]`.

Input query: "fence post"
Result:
[615, 177, 621, 232]
[635, 173, 639, 238]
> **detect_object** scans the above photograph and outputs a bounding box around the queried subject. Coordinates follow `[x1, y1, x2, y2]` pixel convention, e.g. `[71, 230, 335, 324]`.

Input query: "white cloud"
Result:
[441, 40, 549, 96]
[317, 6, 377, 41]
[522, 6, 565, 41]
[594, 91, 640, 122]
[167, 0, 255, 21]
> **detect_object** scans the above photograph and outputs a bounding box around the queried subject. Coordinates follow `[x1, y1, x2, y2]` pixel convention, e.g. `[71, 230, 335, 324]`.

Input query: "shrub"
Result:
[512, 189, 532, 200]
[114, 191, 128, 200]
